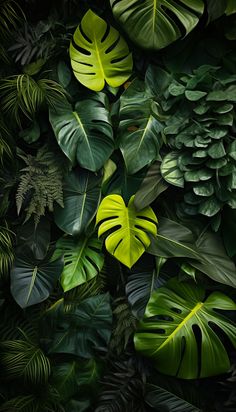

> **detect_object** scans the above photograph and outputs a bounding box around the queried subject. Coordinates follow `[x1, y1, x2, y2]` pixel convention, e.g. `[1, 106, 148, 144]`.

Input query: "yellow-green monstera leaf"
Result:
[69, 10, 133, 91]
[96, 195, 158, 268]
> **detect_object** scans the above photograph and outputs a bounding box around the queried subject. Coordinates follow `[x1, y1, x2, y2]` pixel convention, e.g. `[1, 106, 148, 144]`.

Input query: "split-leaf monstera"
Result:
[110, 0, 204, 50]
[69, 9, 133, 91]
[96, 194, 158, 268]
[134, 277, 236, 379]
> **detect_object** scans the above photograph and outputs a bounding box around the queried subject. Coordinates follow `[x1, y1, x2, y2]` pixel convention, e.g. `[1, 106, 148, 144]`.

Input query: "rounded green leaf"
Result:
[49, 94, 114, 172]
[54, 234, 104, 292]
[161, 152, 185, 188]
[110, 0, 204, 50]
[134, 277, 236, 378]
[96, 194, 158, 268]
[69, 9, 133, 91]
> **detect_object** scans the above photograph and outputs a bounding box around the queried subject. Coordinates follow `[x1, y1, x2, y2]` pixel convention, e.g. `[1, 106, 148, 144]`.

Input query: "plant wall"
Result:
[0, 0, 236, 411]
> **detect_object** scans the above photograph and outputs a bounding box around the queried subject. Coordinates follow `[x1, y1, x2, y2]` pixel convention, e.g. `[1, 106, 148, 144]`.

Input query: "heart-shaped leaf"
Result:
[54, 169, 102, 236]
[110, 0, 204, 50]
[134, 277, 236, 378]
[69, 9, 133, 91]
[96, 194, 158, 268]
[53, 233, 104, 292]
[49, 94, 114, 172]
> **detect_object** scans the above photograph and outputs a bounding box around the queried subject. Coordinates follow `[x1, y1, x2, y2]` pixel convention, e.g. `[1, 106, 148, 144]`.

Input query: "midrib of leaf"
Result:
[135, 114, 153, 156]
[26, 265, 38, 304]
[152, 0, 157, 34]
[60, 361, 76, 390]
[156, 233, 201, 259]
[157, 301, 204, 351]
[80, 174, 89, 230]
[93, 28, 105, 81]
[72, 111, 94, 167]
[70, 238, 88, 279]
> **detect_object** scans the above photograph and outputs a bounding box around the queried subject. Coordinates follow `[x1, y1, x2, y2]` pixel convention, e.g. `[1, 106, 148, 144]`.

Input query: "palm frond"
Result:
[0, 74, 66, 125]
[0, 220, 14, 277]
[0, 0, 25, 41]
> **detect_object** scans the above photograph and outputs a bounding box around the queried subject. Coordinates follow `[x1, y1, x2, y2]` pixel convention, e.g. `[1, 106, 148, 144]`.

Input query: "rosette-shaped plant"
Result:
[158, 65, 236, 219]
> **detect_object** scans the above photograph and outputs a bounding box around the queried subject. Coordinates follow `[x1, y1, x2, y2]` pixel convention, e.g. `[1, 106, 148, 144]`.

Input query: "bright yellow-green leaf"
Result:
[96, 194, 158, 268]
[69, 9, 133, 91]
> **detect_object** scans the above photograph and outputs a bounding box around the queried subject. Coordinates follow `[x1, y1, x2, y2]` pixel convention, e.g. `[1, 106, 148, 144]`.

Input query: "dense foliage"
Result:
[0, 0, 236, 411]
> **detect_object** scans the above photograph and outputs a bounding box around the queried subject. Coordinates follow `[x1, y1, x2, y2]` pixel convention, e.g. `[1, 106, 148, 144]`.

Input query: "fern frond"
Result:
[0, 74, 66, 125]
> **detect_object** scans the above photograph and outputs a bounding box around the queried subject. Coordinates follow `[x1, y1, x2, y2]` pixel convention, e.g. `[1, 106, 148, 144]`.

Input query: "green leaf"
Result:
[49, 94, 114, 172]
[185, 90, 207, 101]
[110, 0, 204, 50]
[19, 120, 40, 144]
[145, 383, 202, 412]
[45, 294, 112, 358]
[134, 162, 168, 210]
[225, 0, 236, 15]
[118, 80, 165, 174]
[207, 86, 236, 101]
[148, 217, 236, 287]
[54, 169, 102, 236]
[10, 251, 63, 308]
[161, 152, 184, 188]
[222, 208, 236, 257]
[57, 61, 72, 88]
[96, 194, 158, 268]
[69, 9, 133, 91]
[134, 277, 236, 378]
[53, 233, 104, 292]
[17, 217, 50, 260]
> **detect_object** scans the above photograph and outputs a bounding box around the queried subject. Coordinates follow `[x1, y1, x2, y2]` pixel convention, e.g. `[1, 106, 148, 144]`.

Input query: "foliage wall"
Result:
[0, 0, 236, 411]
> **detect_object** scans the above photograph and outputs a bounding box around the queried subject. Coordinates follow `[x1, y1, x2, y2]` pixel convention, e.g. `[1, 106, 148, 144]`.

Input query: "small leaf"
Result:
[185, 90, 207, 101]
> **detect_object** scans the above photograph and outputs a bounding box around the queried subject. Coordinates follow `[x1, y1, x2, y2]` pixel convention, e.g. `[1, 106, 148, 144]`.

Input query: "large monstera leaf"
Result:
[134, 278, 236, 379]
[53, 233, 104, 292]
[49, 94, 113, 172]
[96, 194, 158, 268]
[10, 251, 64, 309]
[118, 80, 165, 175]
[69, 9, 133, 91]
[54, 169, 102, 236]
[110, 0, 204, 50]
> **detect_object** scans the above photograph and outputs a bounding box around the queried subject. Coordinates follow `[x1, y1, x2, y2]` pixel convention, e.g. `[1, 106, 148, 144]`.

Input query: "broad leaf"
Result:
[69, 9, 132, 91]
[134, 277, 236, 378]
[53, 233, 104, 292]
[96, 194, 158, 268]
[110, 0, 204, 50]
[49, 94, 113, 172]
[17, 217, 50, 260]
[10, 251, 63, 308]
[54, 169, 102, 236]
[118, 79, 164, 174]
[148, 217, 236, 287]
[134, 161, 168, 210]
[161, 152, 184, 188]
[44, 294, 112, 358]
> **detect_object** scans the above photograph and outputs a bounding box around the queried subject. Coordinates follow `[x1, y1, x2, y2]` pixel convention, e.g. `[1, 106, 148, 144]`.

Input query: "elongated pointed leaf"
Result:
[110, 0, 204, 50]
[118, 80, 164, 174]
[49, 94, 114, 172]
[69, 9, 133, 91]
[134, 277, 236, 378]
[96, 194, 158, 268]
[53, 233, 104, 292]
[54, 169, 102, 236]
[10, 253, 63, 308]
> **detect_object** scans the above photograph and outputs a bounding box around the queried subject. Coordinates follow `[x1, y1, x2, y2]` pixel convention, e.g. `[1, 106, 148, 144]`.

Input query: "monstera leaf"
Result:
[53, 233, 104, 292]
[49, 94, 113, 172]
[134, 277, 236, 379]
[10, 250, 64, 309]
[54, 169, 102, 236]
[69, 9, 133, 91]
[96, 194, 158, 268]
[118, 79, 165, 174]
[110, 0, 204, 50]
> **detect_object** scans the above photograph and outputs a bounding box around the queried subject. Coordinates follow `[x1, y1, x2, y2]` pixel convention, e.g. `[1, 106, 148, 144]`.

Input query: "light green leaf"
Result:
[161, 152, 185, 187]
[53, 233, 104, 292]
[49, 94, 113, 172]
[134, 277, 236, 378]
[110, 0, 204, 50]
[54, 169, 102, 236]
[96, 194, 158, 268]
[69, 9, 133, 91]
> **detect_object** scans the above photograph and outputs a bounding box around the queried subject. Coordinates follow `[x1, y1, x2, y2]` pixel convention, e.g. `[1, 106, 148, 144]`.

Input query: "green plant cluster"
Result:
[0, 0, 236, 411]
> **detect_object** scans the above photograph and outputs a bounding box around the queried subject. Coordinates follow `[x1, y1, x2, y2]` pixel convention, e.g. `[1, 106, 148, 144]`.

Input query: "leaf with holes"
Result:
[53, 233, 104, 292]
[10, 251, 64, 308]
[96, 194, 158, 268]
[110, 0, 204, 50]
[49, 94, 114, 171]
[118, 79, 165, 174]
[69, 9, 133, 91]
[134, 277, 236, 379]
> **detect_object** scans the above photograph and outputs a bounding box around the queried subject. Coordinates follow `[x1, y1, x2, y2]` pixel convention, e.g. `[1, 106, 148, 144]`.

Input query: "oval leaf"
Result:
[96, 194, 158, 268]
[69, 9, 133, 91]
